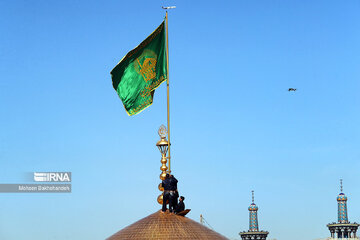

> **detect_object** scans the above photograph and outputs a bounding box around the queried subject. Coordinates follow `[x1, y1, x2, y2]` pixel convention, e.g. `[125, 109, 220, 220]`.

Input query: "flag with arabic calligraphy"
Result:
[111, 21, 167, 116]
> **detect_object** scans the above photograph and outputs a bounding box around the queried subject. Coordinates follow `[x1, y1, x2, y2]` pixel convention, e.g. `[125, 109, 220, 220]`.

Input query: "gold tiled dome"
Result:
[107, 210, 228, 240]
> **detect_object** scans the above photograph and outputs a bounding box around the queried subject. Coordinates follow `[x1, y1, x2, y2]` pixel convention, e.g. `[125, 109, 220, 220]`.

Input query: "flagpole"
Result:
[165, 11, 171, 173]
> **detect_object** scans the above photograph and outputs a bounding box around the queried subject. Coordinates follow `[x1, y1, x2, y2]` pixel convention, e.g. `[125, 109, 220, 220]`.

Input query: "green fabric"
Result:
[111, 21, 167, 116]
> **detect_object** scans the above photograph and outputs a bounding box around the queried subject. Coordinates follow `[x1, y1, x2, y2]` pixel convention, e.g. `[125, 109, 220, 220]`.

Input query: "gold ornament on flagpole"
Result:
[156, 125, 170, 204]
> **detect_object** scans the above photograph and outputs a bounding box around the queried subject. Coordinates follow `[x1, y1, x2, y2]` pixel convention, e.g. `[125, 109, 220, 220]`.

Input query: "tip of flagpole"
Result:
[162, 6, 176, 10]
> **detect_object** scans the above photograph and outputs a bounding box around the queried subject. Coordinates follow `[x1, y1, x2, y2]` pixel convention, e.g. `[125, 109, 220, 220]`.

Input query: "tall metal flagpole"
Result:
[163, 6, 175, 173]
[166, 11, 171, 173]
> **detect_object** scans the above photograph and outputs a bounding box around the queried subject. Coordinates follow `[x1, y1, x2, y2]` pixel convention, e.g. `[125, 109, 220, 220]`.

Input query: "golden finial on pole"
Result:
[156, 125, 170, 204]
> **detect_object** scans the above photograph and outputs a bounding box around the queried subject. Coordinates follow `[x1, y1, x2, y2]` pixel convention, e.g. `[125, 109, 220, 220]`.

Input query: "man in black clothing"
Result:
[175, 196, 185, 213]
[168, 174, 178, 212]
[161, 174, 170, 212]
[161, 174, 178, 213]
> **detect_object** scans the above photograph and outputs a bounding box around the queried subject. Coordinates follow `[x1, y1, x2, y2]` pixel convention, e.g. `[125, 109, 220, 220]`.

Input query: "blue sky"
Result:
[0, 0, 360, 239]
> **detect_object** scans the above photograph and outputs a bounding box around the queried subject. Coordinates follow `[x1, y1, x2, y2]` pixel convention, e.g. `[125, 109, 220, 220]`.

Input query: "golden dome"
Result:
[107, 210, 228, 240]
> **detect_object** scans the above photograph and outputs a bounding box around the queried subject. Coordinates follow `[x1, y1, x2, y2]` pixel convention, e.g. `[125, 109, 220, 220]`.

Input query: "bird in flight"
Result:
[288, 88, 297, 92]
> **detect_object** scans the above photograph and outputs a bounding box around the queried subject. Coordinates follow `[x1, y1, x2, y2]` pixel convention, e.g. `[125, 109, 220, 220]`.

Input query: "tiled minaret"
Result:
[327, 179, 359, 239]
[240, 191, 269, 240]
[249, 190, 259, 232]
[338, 179, 349, 224]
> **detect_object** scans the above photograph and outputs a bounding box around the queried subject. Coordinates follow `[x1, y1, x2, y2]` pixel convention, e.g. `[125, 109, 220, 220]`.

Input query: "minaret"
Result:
[249, 190, 259, 232]
[240, 191, 269, 240]
[338, 179, 349, 224]
[327, 179, 359, 239]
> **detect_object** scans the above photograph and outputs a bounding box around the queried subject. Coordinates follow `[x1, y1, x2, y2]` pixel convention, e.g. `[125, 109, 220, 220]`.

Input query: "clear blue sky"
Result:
[1, 0, 359, 239]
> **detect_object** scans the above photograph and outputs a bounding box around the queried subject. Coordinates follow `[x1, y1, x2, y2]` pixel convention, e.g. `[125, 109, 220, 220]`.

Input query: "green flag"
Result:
[111, 21, 167, 116]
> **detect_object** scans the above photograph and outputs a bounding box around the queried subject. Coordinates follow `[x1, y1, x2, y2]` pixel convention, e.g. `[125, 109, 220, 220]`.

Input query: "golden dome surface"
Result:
[107, 210, 228, 240]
